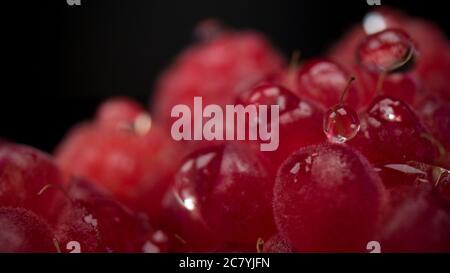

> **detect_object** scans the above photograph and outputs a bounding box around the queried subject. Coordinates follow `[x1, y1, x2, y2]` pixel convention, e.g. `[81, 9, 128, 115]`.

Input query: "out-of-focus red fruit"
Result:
[0, 207, 56, 253]
[55, 103, 178, 221]
[273, 143, 387, 252]
[353, 66, 423, 108]
[411, 24, 450, 102]
[357, 29, 415, 73]
[328, 26, 366, 71]
[236, 83, 324, 169]
[166, 143, 275, 245]
[0, 143, 64, 219]
[377, 187, 450, 252]
[295, 58, 360, 109]
[417, 96, 450, 154]
[393, 13, 450, 102]
[329, 8, 409, 68]
[349, 96, 439, 165]
[331, 7, 450, 102]
[95, 97, 147, 131]
[262, 234, 295, 253]
[153, 29, 285, 127]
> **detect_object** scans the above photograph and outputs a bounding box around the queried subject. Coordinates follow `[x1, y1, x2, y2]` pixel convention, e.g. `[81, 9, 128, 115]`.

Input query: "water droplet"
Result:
[323, 105, 360, 143]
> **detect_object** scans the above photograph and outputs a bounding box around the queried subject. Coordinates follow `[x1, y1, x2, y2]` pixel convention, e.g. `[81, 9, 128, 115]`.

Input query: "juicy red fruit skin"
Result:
[330, 7, 450, 103]
[95, 97, 146, 130]
[295, 58, 360, 110]
[0, 207, 56, 253]
[0, 143, 64, 219]
[262, 234, 295, 253]
[167, 143, 275, 245]
[418, 97, 450, 153]
[377, 187, 450, 252]
[352, 66, 423, 108]
[357, 29, 415, 73]
[236, 83, 325, 170]
[65, 177, 154, 253]
[273, 143, 387, 252]
[350, 96, 439, 165]
[161, 189, 220, 252]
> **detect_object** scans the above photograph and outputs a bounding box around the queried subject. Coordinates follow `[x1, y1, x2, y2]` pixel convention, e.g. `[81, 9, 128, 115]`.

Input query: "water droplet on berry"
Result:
[323, 105, 360, 143]
[323, 77, 360, 143]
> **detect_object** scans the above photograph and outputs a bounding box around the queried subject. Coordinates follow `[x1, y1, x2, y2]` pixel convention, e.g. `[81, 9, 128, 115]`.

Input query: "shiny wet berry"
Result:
[357, 29, 415, 73]
[167, 143, 275, 245]
[273, 143, 387, 252]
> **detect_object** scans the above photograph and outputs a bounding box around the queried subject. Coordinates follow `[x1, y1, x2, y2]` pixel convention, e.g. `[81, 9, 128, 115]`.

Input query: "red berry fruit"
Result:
[373, 9, 450, 102]
[51, 198, 101, 253]
[350, 96, 439, 165]
[418, 97, 450, 153]
[377, 187, 450, 252]
[273, 143, 387, 252]
[237, 82, 324, 169]
[161, 185, 220, 252]
[95, 97, 149, 132]
[358, 29, 415, 73]
[409, 21, 448, 102]
[64, 177, 153, 253]
[153, 28, 284, 128]
[0, 207, 57, 253]
[0, 143, 64, 219]
[353, 66, 423, 108]
[168, 143, 275, 245]
[295, 58, 360, 109]
[55, 99, 179, 221]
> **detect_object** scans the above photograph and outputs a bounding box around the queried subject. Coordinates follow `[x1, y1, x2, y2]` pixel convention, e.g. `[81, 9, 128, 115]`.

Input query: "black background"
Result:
[2, 0, 449, 152]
